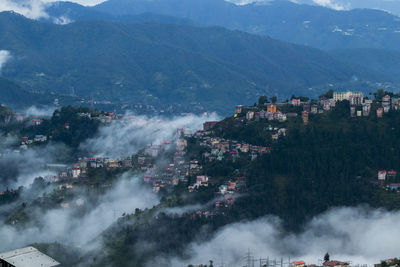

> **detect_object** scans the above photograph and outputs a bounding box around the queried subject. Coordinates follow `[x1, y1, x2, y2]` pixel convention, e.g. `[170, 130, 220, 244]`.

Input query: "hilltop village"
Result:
[2, 90, 400, 221]
[1, 90, 400, 267]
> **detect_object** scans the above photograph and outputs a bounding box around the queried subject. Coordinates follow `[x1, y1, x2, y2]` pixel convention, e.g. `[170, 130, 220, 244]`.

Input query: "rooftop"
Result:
[0, 246, 60, 267]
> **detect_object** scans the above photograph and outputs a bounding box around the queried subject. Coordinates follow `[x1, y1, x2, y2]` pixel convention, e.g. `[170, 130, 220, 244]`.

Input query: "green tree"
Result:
[258, 96, 268, 106]
[324, 253, 330, 262]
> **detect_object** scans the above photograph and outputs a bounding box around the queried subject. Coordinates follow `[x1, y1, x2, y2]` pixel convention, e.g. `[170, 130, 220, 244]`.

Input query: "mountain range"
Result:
[45, 0, 400, 51]
[0, 0, 399, 112]
[0, 11, 384, 113]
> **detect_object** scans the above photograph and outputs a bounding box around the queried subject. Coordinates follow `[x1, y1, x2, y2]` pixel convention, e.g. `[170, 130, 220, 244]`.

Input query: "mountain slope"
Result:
[0, 77, 37, 108]
[330, 48, 400, 83]
[46, 1, 195, 25]
[0, 12, 384, 113]
[93, 0, 400, 51]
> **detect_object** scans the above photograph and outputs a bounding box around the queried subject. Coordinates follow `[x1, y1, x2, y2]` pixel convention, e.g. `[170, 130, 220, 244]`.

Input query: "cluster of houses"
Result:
[236, 104, 288, 122]
[291, 260, 350, 267]
[313, 91, 400, 118]
[236, 91, 400, 126]
[290, 257, 400, 267]
[195, 131, 272, 162]
[19, 135, 48, 149]
[331, 91, 400, 118]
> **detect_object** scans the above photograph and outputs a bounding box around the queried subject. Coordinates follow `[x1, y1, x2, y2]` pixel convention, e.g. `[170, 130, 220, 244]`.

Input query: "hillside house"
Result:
[72, 166, 81, 178]
[34, 135, 47, 142]
[267, 104, 277, 113]
[195, 175, 209, 187]
[32, 119, 43, 126]
[377, 108, 383, 118]
[246, 111, 255, 120]
[311, 105, 318, 114]
[235, 105, 244, 114]
[323, 261, 350, 267]
[333, 91, 363, 103]
[378, 171, 387, 181]
[302, 111, 309, 124]
[391, 97, 400, 110]
[382, 95, 391, 105]
[260, 110, 268, 119]
[362, 103, 371, 116]
[292, 261, 306, 267]
[388, 170, 397, 179]
[291, 98, 301, 106]
[389, 183, 400, 190]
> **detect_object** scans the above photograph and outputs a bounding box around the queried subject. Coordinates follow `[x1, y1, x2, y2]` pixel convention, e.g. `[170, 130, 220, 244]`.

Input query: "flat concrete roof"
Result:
[0, 246, 60, 267]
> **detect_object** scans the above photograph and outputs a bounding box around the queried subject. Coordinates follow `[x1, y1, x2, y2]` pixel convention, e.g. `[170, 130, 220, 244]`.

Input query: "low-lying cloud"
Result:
[0, 143, 69, 190]
[0, 173, 159, 251]
[0, 50, 11, 72]
[155, 207, 400, 266]
[22, 105, 56, 118]
[0, 0, 106, 20]
[80, 113, 220, 158]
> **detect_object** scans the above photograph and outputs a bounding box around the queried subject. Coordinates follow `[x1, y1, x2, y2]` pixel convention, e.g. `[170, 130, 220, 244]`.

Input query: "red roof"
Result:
[293, 261, 305, 265]
[324, 261, 348, 266]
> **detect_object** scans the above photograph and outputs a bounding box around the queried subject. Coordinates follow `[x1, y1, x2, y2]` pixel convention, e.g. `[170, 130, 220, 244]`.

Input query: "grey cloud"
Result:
[154, 207, 400, 266]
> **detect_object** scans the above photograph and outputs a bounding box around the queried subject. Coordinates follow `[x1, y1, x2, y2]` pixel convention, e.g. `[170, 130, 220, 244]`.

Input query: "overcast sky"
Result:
[1, 0, 400, 20]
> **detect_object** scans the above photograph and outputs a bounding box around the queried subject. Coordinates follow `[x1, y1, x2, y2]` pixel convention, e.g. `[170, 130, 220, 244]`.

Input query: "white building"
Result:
[378, 171, 387, 181]
[333, 91, 363, 105]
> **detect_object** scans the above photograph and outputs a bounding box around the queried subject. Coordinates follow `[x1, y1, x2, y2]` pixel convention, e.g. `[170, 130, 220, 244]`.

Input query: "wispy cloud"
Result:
[80, 113, 220, 158]
[312, 0, 349, 10]
[0, 50, 11, 73]
[0, 0, 106, 20]
[22, 105, 56, 118]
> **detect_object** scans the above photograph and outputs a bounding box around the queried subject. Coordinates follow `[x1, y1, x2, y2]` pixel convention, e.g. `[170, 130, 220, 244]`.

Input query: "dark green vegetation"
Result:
[0, 106, 100, 149]
[0, 12, 384, 114]
[93, 0, 400, 51]
[0, 77, 53, 109]
[212, 100, 400, 225]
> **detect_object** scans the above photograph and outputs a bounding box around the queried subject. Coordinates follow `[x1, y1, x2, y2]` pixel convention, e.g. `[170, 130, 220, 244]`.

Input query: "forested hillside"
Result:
[94, 0, 400, 51]
[77, 98, 400, 266]
[0, 12, 383, 114]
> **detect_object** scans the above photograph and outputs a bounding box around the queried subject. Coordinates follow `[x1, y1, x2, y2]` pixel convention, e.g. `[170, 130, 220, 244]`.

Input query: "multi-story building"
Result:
[333, 91, 363, 105]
